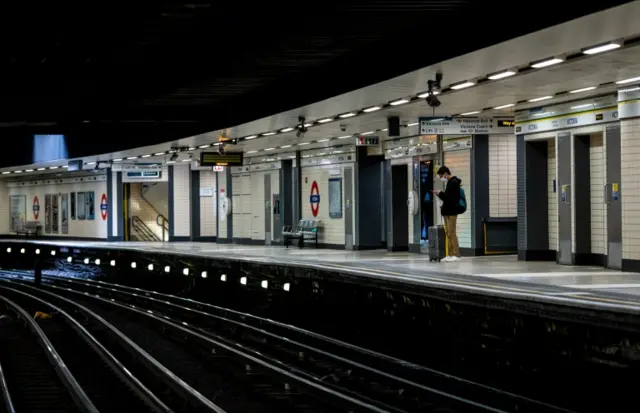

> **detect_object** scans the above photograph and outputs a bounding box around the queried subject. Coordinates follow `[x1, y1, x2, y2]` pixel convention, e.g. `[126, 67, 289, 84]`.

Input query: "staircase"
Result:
[129, 183, 169, 242]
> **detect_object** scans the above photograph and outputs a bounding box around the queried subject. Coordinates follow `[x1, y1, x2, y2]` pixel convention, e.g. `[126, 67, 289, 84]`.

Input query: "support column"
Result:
[190, 170, 200, 240]
[409, 156, 421, 253]
[226, 168, 233, 240]
[293, 151, 302, 225]
[470, 134, 489, 255]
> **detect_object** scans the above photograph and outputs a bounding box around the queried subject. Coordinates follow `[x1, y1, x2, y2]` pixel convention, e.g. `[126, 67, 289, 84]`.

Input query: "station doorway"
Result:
[123, 182, 169, 242]
[390, 164, 409, 251]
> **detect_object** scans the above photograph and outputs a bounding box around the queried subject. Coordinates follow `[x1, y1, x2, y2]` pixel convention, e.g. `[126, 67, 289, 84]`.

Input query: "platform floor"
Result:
[9, 240, 640, 302]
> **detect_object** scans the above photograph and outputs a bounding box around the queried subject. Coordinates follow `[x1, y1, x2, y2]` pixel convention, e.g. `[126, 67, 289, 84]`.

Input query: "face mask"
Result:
[440, 177, 448, 182]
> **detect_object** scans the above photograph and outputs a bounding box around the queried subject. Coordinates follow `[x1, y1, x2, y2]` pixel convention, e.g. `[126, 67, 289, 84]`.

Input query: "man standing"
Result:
[432, 166, 464, 262]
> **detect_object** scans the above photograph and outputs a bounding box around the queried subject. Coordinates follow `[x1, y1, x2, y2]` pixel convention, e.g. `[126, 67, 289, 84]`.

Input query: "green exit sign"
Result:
[356, 136, 380, 146]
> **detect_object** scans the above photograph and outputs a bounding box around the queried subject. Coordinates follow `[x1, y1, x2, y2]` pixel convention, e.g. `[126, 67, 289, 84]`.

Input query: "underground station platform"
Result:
[1, 239, 639, 412]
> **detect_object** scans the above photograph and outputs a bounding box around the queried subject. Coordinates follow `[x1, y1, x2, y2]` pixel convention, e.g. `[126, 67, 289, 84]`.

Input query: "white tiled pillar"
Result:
[171, 165, 191, 239]
[488, 135, 517, 217]
[547, 139, 558, 251]
[621, 118, 640, 262]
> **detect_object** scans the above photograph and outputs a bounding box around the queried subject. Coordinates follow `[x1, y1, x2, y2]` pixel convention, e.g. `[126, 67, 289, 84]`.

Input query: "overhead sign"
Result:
[200, 151, 243, 167]
[100, 194, 108, 220]
[443, 136, 473, 152]
[124, 170, 162, 181]
[33, 196, 40, 220]
[310, 180, 320, 217]
[515, 106, 618, 134]
[112, 163, 162, 172]
[618, 87, 640, 119]
[356, 136, 380, 146]
[420, 117, 514, 135]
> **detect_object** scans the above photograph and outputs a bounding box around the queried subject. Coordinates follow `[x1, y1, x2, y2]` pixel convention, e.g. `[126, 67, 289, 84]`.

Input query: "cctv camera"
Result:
[426, 94, 441, 108]
[340, 124, 347, 132]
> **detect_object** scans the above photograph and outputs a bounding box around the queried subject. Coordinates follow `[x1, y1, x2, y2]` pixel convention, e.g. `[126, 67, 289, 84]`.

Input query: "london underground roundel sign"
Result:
[309, 181, 320, 217]
[33, 196, 40, 220]
[100, 194, 108, 220]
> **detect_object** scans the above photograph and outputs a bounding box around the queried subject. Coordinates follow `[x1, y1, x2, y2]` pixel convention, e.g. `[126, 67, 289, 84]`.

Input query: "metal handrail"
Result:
[131, 216, 161, 242]
[0, 294, 99, 413]
[140, 185, 169, 241]
[8, 282, 226, 413]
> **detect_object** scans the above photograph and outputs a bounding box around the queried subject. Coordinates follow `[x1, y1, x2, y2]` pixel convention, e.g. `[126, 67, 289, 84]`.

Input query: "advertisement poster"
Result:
[10, 195, 26, 232]
[87, 191, 95, 220]
[51, 194, 59, 234]
[61, 193, 69, 234]
[77, 192, 86, 220]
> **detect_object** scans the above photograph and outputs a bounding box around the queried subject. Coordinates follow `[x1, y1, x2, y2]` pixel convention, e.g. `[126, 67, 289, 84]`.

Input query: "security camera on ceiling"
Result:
[296, 116, 308, 138]
[425, 72, 443, 108]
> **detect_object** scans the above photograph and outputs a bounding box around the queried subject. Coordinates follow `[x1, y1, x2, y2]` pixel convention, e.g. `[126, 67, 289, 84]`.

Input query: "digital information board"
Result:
[200, 152, 244, 166]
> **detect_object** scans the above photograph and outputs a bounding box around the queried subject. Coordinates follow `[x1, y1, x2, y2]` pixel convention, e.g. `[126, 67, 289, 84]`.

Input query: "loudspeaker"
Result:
[388, 116, 400, 137]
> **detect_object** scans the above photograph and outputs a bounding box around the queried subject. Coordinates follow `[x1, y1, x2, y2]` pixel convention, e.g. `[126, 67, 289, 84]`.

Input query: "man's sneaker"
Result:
[448, 256, 460, 262]
[441, 256, 452, 262]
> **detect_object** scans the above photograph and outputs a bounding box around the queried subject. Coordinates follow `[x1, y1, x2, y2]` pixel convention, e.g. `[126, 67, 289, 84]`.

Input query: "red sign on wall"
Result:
[100, 193, 108, 220]
[33, 196, 40, 220]
[309, 181, 320, 217]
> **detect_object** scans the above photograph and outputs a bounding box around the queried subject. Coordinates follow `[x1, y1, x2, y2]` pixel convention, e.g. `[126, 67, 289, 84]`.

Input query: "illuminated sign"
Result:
[595, 113, 604, 121]
[356, 136, 380, 146]
[200, 152, 244, 166]
[497, 120, 515, 127]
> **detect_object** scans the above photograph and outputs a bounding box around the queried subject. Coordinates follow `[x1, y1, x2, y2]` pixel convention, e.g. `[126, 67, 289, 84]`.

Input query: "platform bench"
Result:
[16, 221, 42, 237]
[282, 220, 320, 249]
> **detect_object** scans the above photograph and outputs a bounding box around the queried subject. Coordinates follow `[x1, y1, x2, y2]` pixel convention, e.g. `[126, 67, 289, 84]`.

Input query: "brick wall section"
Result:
[547, 139, 558, 251]
[590, 134, 606, 255]
[171, 164, 191, 237]
[199, 170, 217, 237]
[444, 150, 471, 249]
[621, 119, 640, 260]
[489, 135, 517, 217]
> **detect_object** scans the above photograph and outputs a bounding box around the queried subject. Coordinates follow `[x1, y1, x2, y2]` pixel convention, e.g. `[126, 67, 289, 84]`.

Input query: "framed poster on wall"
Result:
[51, 194, 59, 234]
[77, 192, 86, 220]
[70, 192, 76, 220]
[45, 194, 52, 233]
[87, 191, 95, 220]
[328, 177, 343, 219]
[61, 193, 69, 234]
[10, 195, 26, 232]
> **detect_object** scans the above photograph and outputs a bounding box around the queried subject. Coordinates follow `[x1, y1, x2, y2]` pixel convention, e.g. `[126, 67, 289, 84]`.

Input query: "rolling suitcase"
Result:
[428, 225, 447, 262]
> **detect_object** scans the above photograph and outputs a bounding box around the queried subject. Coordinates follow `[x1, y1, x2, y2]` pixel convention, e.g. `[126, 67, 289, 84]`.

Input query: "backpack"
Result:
[458, 187, 467, 213]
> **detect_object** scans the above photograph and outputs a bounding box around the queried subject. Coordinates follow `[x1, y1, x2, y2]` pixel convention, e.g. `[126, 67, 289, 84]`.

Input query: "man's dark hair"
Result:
[437, 166, 450, 175]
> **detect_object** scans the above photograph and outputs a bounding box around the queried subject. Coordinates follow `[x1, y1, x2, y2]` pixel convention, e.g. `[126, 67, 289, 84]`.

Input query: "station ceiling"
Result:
[0, 0, 633, 167]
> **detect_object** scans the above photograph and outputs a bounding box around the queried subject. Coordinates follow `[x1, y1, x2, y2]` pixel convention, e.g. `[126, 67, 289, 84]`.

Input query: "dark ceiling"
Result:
[0, 0, 632, 166]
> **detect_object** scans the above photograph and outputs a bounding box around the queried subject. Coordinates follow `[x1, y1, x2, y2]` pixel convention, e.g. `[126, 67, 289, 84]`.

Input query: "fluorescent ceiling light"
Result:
[318, 139, 330, 142]
[247, 150, 257, 154]
[181, 158, 191, 162]
[141, 154, 151, 158]
[488, 70, 516, 80]
[583, 42, 620, 55]
[450, 81, 475, 90]
[62, 165, 69, 168]
[262, 132, 276, 136]
[154, 152, 165, 156]
[112, 159, 122, 162]
[616, 76, 640, 85]
[407, 122, 419, 126]
[461, 111, 481, 116]
[417, 91, 440, 98]
[298, 142, 310, 146]
[126, 156, 138, 160]
[621, 86, 640, 93]
[339, 112, 356, 118]
[317, 118, 333, 123]
[338, 135, 352, 139]
[14, 170, 22, 173]
[390, 98, 409, 106]
[49, 166, 59, 169]
[280, 145, 292, 148]
[85, 162, 95, 165]
[188, 147, 196, 150]
[280, 127, 294, 133]
[530, 58, 563, 68]
[265, 148, 275, 151]
[571, 103, 594, 109]
[1, 171, 9, 175]
[25, 169, 34, 172]
[569, 86, 596, 93]
[37, 167, 46, 170]
[304, 123, 313, 127]
[528, 96, 553, 102]
[360, 131, 374, 135]
[198, 144, 210, 149]
[363, 106, 381, 113]
[166, 160, 176, 164]
[494, 103, 515, 109]
[244, 135, 257, 140]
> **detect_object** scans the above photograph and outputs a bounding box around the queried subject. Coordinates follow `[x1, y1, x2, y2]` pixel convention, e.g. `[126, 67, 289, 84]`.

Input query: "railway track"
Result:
[0, 283, 224, 413]
[4, 273, 574, 413]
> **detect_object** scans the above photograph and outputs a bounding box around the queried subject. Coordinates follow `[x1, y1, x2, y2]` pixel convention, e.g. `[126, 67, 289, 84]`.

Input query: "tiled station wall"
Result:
[217, 172, 228, 239]
[199, 170, 217, 238]
[231, 170, 280, 242]
[488, 135, 517, 217]
[232, 174, 251, 240]
[547, 140, 558, 251]
[143, 182, 169, 218]
[621, 119, 640, 262]
[301, 165, 353, 246]
[0, 177, 108, 238]
[171, 165, 191, 237]
[442, 150, 471, 249]
[130, 182, 167, 240]
[111, 171, 119, 237]
[590, 135, 606, 256]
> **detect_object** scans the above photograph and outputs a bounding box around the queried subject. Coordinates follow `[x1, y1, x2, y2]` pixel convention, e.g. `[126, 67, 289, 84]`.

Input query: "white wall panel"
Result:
[7, 180, 108, 238]
[241, 174, 252, 239]
[217, 172, 228, 239]
[489, 135, 517, 217]
[172, 165, 191, 237]
[270, 171, 280, 238]
[251, 172, 265, 240]
[231, 175, 243, 239]
[621, 119, 640, 260]
[443, 150, 471, 249]
[548, 140, 558, 251]
[301, 165, 349, 246]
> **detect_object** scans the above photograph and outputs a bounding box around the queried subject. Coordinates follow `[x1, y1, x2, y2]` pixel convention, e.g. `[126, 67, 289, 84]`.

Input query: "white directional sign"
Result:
[420, 117, 514, 135]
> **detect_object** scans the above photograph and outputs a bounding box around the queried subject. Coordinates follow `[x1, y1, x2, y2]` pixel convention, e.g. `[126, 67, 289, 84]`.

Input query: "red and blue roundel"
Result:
[33, 196, 40, 220]
[100, 193, 108, 220]
[309, 181, 320, 217]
